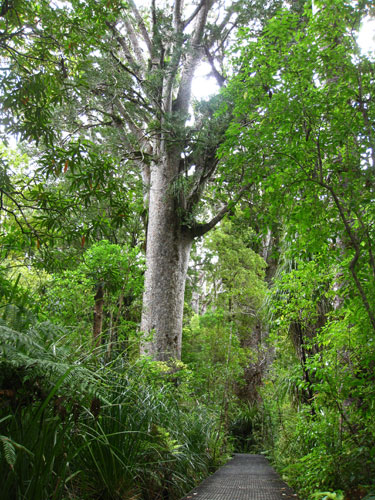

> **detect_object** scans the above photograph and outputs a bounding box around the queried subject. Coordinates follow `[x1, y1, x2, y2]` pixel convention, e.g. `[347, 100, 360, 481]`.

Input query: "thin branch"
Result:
[1, 205, 33, 236]
[186, 155, 219, 210]
[173, 0, 183, 30]
[109, 51, 143, 85]
[1, 191, 40, 236]
[123, 16, 146, 71]
[183, 0, 206, 28]
[128, 0, 152, 55]
[60, 120, 114, 144]
[204, 45, 226, 87]
[151, 0, 157, 43]
[1, 0, 14, 16]
[106, 21, 141, 78]
[211, 19, 238, 53]
[353, 208, 375, 278]
[115, 98, 148, 147]
[7, 191, 55, 212]
[357, 64, 375, 168]
[316, 132, 324, 183]
[191, 183, 252, 238]
[0, 28, 25, 40]
[206, 9, 233, 49]
[174, 0, 212, 115]
[322, 182, 375, 331]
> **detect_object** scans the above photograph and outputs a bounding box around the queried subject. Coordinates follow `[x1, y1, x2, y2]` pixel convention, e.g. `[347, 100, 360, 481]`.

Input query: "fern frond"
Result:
[0, 436, 16, 467]
[0, 434, 34, 468]
[0, 323, 100, 399]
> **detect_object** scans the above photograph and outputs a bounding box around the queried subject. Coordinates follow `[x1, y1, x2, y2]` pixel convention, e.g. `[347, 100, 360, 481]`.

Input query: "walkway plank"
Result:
[181, 454, 299, 500]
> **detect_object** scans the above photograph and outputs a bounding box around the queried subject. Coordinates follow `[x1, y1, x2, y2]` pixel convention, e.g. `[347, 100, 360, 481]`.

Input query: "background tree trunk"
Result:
[93, 284, 104, 347]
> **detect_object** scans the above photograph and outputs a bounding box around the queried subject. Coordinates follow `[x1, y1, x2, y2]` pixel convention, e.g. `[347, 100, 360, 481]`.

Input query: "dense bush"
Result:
[252, 259, 375, 499]
[0, 320, 228, 500]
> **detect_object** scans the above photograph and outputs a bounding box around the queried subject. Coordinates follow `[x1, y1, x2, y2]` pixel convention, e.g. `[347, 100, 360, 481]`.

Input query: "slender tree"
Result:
[222, 0, 375, 331]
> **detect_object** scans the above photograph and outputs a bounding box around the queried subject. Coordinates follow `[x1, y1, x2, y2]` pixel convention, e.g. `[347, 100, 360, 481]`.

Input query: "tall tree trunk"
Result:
[105, 0, 247, 360]
[140, 158, 193, 361]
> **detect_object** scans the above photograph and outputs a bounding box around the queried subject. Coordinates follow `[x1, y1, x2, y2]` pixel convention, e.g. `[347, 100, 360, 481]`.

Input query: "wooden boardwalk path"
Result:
[181, 454, 299, 500]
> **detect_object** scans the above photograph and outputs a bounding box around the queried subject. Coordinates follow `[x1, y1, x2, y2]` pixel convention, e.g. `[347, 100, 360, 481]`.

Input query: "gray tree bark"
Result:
[103, 0, 250, 360]
[140, 158, 194, 360]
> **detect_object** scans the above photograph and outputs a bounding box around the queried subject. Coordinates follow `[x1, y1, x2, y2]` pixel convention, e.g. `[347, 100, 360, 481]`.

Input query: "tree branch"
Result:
[106, 21, 142, 79]
[1, 190, 40, 237]
[173, 0, 213, 115]
[173, 0, 183, 30]
[204, 45, 226, 86]
[114, 98, 149, 148]
[128, 0, 152, 55]
[321, 182, 375, 331]
[191, 183, 252, 238]
[123, 16, 146, 72]
[183, 0, 206, 28]
[109, 51, 141, 85]
[206, 9, 233, 49]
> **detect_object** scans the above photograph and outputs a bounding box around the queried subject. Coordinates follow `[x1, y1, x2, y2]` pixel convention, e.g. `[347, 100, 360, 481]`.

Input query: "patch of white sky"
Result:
[191, 62, 220, 100]
[193, 7, 375, 101]
[357, 16, 375, 56]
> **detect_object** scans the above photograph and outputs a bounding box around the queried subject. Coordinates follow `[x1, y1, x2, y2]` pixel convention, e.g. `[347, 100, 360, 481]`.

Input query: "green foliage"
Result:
[258, 257, 375, 497]
[0, 417, 31, 469]
[74, 364, 226, 500]
[311, 492, 344, 500]
[228, 403, 265, 453]
[83, 240, 143, 295]
[205, 217, 266, 317]
[260, 251, 375, 497]
[40, 240, 144, 351]
[183, 216, 269, 456]
[1, 1, 375, 499]
[0, 299, 228, 500]
[0, 321, 99, 399]
[0, 270, 36, 331]
[0, 0, 126, 145]
[221, 1, 375, 497]
[183, 309, 249, 402]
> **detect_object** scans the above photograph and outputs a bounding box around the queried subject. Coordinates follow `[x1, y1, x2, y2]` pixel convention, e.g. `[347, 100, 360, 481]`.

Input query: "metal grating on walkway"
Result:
[181, 454, 299, 500]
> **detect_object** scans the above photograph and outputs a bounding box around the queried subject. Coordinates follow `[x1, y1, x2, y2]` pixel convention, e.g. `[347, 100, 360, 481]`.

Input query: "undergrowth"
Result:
[0, 317, 229, 500]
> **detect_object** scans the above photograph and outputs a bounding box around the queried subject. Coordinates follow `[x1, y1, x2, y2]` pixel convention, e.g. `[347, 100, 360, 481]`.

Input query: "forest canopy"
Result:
[1, 1, 375, 499]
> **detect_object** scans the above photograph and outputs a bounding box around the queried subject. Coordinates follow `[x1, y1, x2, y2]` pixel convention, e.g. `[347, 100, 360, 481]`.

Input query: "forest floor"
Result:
[181, 454, 299, 500]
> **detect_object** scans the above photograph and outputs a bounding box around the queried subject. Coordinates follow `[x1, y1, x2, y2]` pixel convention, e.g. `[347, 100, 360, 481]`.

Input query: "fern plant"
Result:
[0, 317, 229, 500]
[0, 416, 33, 469]
[0, 321, 100, 401]
[0, 319, 101, 500]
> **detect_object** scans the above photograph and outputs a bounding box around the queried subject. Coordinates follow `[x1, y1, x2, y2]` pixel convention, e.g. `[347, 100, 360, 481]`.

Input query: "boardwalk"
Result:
[181, 454, 299, 500]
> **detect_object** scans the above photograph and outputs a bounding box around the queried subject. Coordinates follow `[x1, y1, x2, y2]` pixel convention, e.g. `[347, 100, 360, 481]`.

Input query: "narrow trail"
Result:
[181, 454, 299, 500]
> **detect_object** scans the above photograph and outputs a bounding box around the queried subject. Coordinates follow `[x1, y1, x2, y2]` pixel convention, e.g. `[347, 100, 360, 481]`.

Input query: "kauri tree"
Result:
[1, 0, 281, 361]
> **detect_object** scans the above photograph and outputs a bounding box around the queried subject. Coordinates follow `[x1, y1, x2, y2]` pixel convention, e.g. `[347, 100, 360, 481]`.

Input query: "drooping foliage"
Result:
[220, 1, 375, 497]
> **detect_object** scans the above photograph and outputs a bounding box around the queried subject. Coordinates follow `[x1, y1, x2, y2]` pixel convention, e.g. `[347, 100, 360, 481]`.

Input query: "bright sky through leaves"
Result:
[192, 13, 375, 100]
[358, 15, 375, 55]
